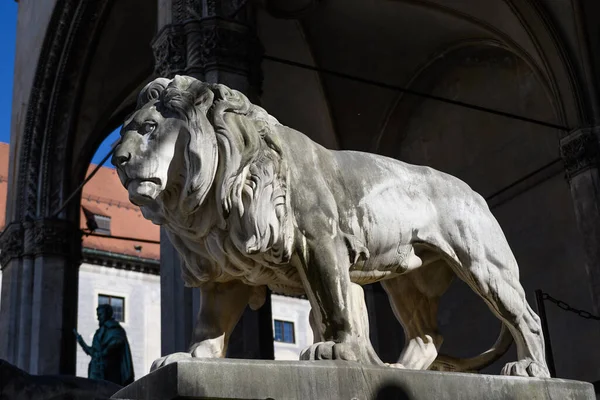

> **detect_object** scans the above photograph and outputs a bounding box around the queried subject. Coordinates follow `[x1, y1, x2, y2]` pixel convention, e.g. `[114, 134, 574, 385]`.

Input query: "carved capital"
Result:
[0, 223, 25, 267]
[31, 218, 82, 259]
[172, 0, 203, 23]
[152, 24, 187, 79]
[560, 127, 600, 180]
[185, 18, 263, 85]
[152, 15, 263, 89]
[0, 219, 82, 267]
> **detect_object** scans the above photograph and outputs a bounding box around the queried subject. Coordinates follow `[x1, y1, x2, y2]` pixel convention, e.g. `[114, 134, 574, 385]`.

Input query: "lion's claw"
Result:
[150, 352, 193, 372]
[300, 340, 382, 365]
[501, 360, 550, 378]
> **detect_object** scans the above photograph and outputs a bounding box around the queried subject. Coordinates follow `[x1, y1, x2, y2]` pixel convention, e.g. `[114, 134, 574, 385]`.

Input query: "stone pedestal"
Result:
[111, 359, 595, 400]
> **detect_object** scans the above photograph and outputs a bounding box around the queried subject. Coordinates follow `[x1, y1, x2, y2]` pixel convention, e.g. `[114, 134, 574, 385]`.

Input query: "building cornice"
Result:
[82, 247, 159, 275]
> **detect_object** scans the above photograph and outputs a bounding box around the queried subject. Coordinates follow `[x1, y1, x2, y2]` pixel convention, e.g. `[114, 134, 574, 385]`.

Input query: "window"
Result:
[274, 320, 295, 343]
[98, 294, 125, 322]
[94, 215, 111, 235]
[82, 207, 111, 235]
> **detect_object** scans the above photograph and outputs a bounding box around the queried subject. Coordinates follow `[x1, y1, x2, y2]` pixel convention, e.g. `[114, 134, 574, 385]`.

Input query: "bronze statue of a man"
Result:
[74, 304, 134, 386]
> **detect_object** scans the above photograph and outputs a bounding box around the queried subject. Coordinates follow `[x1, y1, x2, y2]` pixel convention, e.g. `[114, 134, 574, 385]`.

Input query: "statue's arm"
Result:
[74, 330, 94, 356]
[189, 280, 254, 358]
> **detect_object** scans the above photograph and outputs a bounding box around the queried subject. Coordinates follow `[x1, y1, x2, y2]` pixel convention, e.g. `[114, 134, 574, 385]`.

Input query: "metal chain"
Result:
[541, 292, 600, 321]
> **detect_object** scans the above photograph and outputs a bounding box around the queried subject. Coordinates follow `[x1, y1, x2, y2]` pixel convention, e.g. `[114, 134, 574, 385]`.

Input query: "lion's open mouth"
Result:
[124, 177, 161, 188]
[127, 178, 162, 206]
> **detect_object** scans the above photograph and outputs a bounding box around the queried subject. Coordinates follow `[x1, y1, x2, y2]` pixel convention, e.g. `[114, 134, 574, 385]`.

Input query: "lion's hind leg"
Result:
[381, 261, 454, 370]
[453, 252, 550, 378]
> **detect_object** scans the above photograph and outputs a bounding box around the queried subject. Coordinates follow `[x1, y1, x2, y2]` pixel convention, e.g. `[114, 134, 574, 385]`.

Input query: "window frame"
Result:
[273, 319, 295, 344]
[97, 294, 125, 323]
[94, 214, 111, 235]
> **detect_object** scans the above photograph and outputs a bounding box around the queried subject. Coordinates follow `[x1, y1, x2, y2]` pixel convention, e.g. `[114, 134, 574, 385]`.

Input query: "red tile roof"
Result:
[0, 142, 160, 260]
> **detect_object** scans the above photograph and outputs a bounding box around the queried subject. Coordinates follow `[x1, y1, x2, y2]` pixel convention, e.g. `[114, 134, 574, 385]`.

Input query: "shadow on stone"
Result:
[0, 359, 122, 400]
[374, 381, 411, 400]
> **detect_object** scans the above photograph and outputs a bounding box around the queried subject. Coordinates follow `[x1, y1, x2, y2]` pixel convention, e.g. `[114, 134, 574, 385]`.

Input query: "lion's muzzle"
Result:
[127, 179, 162, 206]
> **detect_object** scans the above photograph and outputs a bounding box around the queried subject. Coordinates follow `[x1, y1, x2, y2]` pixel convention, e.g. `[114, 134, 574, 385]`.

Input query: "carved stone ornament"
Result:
[31, 218, 82, 258]
[152, 25, 186, 79]
[19, 0, 109, 220]
[172, 0, 204, 23]
[560, 127, 600, 180]
[187, 18, 263, 77]
[0, 223, 24, 267]
[0, 219, 83, 266]
[112, 76, 551, 378]
[152, 17, 263, 86]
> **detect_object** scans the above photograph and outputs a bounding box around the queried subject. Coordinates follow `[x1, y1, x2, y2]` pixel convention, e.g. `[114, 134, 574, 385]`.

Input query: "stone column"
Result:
[158, 228, 195, 356]
[0, 218, 81, 374]
[153, 0, 273, 359]
[560, 126, 600, 314]
[0, 223, 26, 367]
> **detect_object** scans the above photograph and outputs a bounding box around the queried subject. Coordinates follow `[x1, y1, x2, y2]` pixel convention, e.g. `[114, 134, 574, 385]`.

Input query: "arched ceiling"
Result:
[259, 0, 585, 151]
[70, 0, 157, 188]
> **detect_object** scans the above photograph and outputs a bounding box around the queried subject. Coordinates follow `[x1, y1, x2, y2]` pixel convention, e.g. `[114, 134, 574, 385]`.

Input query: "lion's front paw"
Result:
[150, 352, 193, 372]
[501, 359, 550, 378]
[190, 338, 224, 358]
[300, 340, 382, 365]
[150, 339, 225, 372]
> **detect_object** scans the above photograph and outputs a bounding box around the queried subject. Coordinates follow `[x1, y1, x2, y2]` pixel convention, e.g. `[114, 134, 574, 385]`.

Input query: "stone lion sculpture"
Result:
[112, 75, 549, 378]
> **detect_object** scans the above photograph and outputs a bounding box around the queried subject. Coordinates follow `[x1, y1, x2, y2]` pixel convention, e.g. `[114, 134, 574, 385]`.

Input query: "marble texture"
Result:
[112, 75, 550, 377]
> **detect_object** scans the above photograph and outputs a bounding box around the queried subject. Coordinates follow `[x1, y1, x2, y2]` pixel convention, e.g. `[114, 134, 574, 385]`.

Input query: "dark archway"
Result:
[0, 0, 156, 375]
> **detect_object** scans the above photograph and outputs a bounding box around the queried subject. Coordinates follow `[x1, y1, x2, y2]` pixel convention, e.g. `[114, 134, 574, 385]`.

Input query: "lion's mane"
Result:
[136, 76, 295, 283]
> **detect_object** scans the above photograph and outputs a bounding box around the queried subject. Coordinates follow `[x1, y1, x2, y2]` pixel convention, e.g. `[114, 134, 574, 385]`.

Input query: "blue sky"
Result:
[0, 1, 17, 147]
[0, 2, 118, 167]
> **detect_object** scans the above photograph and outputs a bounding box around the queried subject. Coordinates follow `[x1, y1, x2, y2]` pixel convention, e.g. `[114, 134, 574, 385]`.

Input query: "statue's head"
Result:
[97, 304, 114, 326]
[111, 75, 222, 223]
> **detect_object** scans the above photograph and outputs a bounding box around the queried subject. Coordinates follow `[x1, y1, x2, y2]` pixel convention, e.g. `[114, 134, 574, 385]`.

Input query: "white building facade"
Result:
[271, 294, 313, 361]
[72, 264, 311, 379]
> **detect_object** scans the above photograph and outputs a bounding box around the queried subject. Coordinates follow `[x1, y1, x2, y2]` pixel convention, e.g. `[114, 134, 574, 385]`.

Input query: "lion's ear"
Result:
[137, 78, 170, 108]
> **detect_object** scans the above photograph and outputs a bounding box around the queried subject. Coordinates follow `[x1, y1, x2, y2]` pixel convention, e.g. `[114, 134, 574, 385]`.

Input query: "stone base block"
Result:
[111, 359, 595, 400]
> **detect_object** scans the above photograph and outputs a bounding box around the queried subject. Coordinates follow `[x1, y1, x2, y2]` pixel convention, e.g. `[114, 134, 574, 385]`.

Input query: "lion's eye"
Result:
[140, 122, 156, 135]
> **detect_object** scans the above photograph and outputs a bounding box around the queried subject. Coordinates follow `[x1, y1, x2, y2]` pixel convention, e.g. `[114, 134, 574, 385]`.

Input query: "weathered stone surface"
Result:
[111, 359, 595, 400]
[0, 359, 121, 400]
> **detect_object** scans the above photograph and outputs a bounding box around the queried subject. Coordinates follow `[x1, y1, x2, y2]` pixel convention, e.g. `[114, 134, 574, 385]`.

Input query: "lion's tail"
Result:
[429, 323, 513, 373]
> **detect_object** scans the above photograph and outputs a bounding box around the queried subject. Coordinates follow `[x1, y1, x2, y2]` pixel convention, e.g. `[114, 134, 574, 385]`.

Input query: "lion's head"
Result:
[112, 76, 219, 223]
[112, 76, 293, 263]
